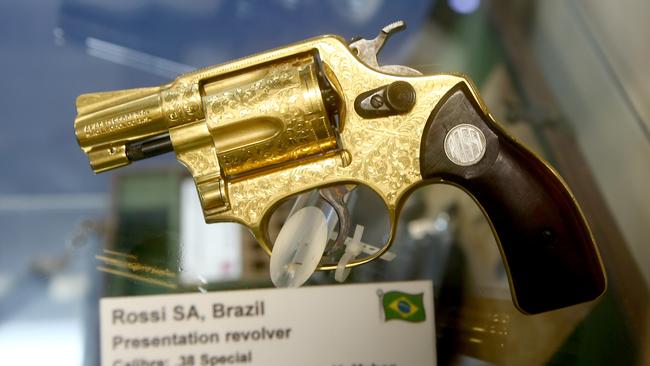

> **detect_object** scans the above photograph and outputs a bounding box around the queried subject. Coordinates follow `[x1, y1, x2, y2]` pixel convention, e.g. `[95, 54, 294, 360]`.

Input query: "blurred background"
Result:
[0, 0, 648, 365]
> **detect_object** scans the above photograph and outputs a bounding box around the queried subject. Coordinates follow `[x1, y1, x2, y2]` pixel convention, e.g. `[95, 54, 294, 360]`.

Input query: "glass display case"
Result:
[0, 1, 647, 365]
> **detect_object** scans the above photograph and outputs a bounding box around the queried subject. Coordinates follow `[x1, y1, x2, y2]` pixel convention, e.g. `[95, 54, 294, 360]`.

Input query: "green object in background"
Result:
[381, 290, 426, 322]
[107, 170, 184, 297]
[548, 289, 638, 366]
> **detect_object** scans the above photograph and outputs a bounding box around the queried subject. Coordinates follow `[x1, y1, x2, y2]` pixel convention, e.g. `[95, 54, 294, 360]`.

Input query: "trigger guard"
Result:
[256, 182, 396, 271]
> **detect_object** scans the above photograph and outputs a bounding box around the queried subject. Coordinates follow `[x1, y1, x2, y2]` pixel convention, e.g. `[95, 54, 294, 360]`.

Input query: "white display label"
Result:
[100, 281, 436, 366]
[180, 179, 242, 283]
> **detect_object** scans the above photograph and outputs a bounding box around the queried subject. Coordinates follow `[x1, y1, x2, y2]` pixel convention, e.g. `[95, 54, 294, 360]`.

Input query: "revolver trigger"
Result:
[318, 185, 354, 255]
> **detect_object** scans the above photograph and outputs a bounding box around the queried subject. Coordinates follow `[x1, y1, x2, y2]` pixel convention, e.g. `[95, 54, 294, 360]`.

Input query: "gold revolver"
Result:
[74, 21, 605, 314]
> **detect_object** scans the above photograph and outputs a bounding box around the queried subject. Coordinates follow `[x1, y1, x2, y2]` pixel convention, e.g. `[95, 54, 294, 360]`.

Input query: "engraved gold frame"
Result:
[162, 35, 478, 269]
[75, 34, 601, 289]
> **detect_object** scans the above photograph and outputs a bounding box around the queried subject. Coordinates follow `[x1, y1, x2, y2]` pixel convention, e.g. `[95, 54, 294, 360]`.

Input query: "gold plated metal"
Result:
[74, 34, 477, 268]
[75, 87, 166, 172]
[73, 28, 599, 274]
[74, 22, 606, 314]
[203, 54, 338, 179]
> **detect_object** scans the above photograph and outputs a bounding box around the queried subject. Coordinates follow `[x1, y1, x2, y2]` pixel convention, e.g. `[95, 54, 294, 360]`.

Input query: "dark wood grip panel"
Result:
[420, 85, 606, 314]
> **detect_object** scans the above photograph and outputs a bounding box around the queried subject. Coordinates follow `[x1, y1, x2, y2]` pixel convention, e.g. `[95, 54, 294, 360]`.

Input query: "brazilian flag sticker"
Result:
[379, 290, 426, 322]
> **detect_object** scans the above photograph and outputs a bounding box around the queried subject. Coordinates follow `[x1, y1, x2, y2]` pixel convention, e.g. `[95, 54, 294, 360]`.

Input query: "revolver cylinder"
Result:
[203, 53, 339, 179]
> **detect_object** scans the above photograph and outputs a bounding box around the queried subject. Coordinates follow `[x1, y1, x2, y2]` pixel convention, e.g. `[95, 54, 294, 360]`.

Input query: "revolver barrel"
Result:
[74, 86, 171, 172]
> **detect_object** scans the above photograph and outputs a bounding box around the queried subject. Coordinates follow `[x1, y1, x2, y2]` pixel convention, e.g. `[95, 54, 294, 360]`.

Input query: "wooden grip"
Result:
[419, 84, 606, 314]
